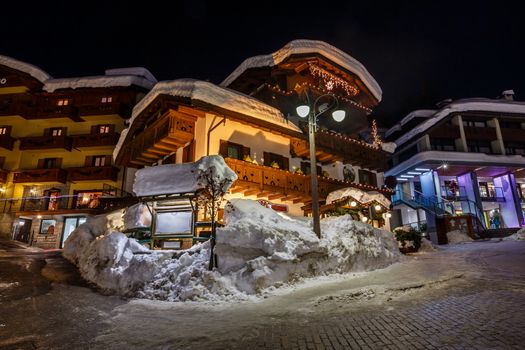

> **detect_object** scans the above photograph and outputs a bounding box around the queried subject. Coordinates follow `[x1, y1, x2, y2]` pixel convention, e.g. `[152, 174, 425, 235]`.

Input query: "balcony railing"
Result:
[67, 166, 119, 182]
[225, 158, 392, 205]
[19, 135, 73, 151]
[440, 185, 467, 200]
[0, 169, 8, 183]
[78, 103, 126, 117]
[71, 132, 120, 148]
[0, 135, 15, 150]
[479, 186, 505, 202]
[12, 168, 68, 184]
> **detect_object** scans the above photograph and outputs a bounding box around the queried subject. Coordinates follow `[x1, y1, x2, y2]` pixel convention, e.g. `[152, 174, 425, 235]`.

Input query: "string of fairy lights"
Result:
[308, 63, 359, 97]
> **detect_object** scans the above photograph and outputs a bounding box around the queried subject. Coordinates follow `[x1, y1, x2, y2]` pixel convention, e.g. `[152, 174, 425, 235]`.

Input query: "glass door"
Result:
[60, 216, 87, 248]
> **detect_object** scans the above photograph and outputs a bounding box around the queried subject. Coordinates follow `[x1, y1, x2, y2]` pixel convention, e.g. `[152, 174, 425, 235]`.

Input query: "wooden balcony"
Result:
[0, 135, 15, 150]
[67, 166, 119, 182]
[125, 109, 197, 166]
[290, 130, 389, 171]
[12, 168, 68, 184]
[72, 132, 120, 148]
[19, 135, 73, 151]
[78, 103, 129, 117]
[0, 169, 8, 183]
[225, 158, 392, 207]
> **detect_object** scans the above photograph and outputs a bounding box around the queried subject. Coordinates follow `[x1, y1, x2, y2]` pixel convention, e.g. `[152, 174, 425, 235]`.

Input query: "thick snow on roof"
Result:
[133, 155, 237, 197]
[0, 54, 51, 83]
[394, 99, 525, 147]
[385, 110, 436, 138]
[44, 72, 156, 92]
[326, 187, 391, 209]
[105, 67, 157, 84]
[129, 78, 302, 133]
[221, 39, 382, 101]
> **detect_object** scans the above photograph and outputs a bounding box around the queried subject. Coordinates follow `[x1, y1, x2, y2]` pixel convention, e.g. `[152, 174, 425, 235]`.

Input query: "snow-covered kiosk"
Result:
[127, 155, 236, 250]
[114, 39, 394, 224]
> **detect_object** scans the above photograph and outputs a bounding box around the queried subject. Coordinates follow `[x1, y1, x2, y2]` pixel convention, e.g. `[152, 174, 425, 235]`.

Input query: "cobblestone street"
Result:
[1, 240, 525, 350]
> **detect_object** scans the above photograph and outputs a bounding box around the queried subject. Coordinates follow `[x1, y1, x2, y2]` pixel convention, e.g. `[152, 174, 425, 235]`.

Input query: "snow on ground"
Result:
[133, 155, 237, 197]
[446, 230, 474, 244]
[65, 198, 401, 302]
[504, 228, 525, 241]
[417, 238, 437, 253]
[123, 203, 151, 230]
[326, 187, 391, 208]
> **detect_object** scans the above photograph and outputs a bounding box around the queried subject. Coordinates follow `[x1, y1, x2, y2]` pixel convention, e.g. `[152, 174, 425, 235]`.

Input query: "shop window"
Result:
[74, 190, 103, 209]
[219, 140, 250, 161]
[264, 152, 289, 170]
[358, 169, 377, 187]
[101, 96, 113, 103]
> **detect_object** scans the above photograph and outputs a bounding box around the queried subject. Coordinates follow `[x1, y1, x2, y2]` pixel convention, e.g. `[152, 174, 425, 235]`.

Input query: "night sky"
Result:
[2, 1, 523, 127]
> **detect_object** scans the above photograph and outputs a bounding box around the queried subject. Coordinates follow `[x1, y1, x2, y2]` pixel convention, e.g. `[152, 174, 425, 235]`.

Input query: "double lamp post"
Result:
[296, 91, 345, 238]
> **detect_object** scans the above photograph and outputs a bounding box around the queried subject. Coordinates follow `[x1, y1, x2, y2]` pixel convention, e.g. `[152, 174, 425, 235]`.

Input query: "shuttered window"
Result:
[264, 152, 289, 171]
[219, 140, 250, 161]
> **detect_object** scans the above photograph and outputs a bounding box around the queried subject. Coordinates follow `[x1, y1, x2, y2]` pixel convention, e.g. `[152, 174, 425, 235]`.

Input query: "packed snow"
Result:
[446, 230, 474, 244]
[133, 155, 238, 197]
[220, 39, 382, 101]
[123, 203, 152, 230]
[44, 75, 155, 92]
[418, 237, 437, 253]
[64, 198, 401, 301]
[326, 187, 391, 208]
[0, 54, 51, 83]
[381, 142, 397, 153]
[503, 228, 525, 241]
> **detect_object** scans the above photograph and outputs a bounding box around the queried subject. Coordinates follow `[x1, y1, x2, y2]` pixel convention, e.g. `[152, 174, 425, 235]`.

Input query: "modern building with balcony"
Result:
[385, 91, 525, 243]
[115, 40, 395, 240]
[0, 55, 155, 248]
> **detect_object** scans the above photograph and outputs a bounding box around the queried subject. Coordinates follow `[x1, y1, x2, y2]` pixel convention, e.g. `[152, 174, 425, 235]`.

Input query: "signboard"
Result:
[154, 211, 192, 235]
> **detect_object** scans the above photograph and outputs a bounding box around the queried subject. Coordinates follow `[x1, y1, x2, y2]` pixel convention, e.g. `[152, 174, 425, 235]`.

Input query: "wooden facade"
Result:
[12, 168, 68, 184]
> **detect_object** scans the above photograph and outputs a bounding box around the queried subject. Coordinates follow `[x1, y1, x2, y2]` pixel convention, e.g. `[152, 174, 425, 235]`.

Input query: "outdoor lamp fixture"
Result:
[361, 216, 368, 223]
[374, 204, 382, 211]
[350, 201, 357, 207]
[296, 92, 346, 238]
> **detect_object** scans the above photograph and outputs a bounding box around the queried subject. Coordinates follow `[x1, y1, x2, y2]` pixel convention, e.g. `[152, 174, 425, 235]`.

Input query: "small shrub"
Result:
[393, 226, 422, 252]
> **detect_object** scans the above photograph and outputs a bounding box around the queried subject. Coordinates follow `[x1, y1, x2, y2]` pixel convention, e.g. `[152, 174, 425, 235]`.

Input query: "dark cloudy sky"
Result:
[2, 1, 523, 127]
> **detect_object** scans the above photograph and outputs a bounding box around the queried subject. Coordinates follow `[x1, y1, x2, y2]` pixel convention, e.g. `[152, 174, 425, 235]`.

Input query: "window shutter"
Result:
[37, 159, 45, 168]
[263, 152, 270, 167]
[219, 140, 228, 158]
[282, 157, 289, 171]
[370, 172, 377, 187]
[91, 125, 98, 134]
[55, 158, 62, 168]
[105, 155, 112, 166]
[85, 156, 93, 167]
[0, 156, 5, 168]
[109, 124, 115, 133]
[61, 127, 67, 136]
[43, 128, 51, 136]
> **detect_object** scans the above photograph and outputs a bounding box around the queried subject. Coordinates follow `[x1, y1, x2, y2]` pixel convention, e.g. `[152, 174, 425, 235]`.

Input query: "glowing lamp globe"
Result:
[350, 201, 357, 207]
[386, 213, 392, 218]
[331, 110, 346, 122]
[361, 216, 368, 222]
[374, 204, 382, 211]
[296, 105, 310, 118]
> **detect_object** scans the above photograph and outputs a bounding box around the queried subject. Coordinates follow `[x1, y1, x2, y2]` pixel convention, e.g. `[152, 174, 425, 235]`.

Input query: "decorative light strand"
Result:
[308, 63, 359, 97]
[371, 119, 382, 148]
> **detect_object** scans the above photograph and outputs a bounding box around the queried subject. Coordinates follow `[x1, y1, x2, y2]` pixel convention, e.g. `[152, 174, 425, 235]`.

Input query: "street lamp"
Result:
[296, 92, 345, 238]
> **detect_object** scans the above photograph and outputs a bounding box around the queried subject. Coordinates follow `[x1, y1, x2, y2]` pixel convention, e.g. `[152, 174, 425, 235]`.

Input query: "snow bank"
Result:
[66, 199, 401, 301]
[418, 238, 437, 253]
[446, 230, 474, 244]
[123, 203, 152, 230]
[503, 228, 525, 241]
[133, 155, 237, 197]
[381, 142, 397, 153]
[326, 187, 391, 208]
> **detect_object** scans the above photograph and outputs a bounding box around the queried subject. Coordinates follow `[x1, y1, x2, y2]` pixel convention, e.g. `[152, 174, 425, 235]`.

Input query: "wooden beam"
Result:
[229, 186, 248, 194]
[256, 191, 272, 198]
[243, 188, 259, 196]
[268, 193, 283, 200]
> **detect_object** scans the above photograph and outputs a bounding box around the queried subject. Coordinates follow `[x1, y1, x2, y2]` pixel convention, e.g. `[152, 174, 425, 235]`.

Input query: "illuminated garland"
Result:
[371, 119, 382, 148]
[308, 63, 359, 97]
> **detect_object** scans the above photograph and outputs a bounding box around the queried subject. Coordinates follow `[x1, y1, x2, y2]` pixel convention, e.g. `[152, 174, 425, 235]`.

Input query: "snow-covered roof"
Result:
[0, 54, 51, 83]
[220, 39, 382, 102]
[385, 110, 436, 138]
[130, 78, 302, 132]
[394, 98, 525, 147]
[326, 187, 391, 208]
[133, 155, 237, 197]
[44, 69, 156, 92]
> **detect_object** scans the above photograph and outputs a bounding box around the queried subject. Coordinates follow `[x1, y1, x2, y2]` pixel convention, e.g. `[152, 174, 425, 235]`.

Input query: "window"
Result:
[50, 128, 62, 136]
[219, 140, 250, 161]
[505, 143, 525, 155]
[101, 96, 113, 103]
[300, 161, 321, 176]
[467, 140, 492, 153]
[0, 126, 7, 135]
[431, 138, 456, 151]
[500, 121, 522, 129]
[463, 120, 486, 128]
[263, 152, 289, 170]
[98, 125, 111, 134]
[358, 169, 377, 187]
[57, 99, 70, 106]
[398, 145, 418, 162]
[93, 156, 106, 167]
[38, 158, 61, 169]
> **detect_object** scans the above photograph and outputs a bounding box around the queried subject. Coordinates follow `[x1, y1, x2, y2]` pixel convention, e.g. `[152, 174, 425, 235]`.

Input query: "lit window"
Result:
[93, 156, 106, 167]
[98, 125, 110, 134]
[0, 127, 7, 135]
[101, 96, 113, 103]
[57, 99, 69, 106]
[50, 128, 62, 136]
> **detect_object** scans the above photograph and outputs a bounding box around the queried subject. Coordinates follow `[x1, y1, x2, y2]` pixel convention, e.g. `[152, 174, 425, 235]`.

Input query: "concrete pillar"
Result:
[493, 174, 522, 228]
[453, 115, 468, 152]
[487, 118, 505, 155]
[419, 170, 440, 243]
[457, 172, 484, 225]
[418, 135, 431, 152]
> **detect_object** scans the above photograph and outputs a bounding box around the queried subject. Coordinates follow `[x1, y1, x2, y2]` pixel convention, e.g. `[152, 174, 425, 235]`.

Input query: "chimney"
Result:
[501, 90, 514, 101]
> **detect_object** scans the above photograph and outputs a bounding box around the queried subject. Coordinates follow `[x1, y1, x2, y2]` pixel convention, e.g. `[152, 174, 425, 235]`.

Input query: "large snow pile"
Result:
[417, 238, 437, 253]
[65, 199, 401, 301]
[63, 211, 173, 295]
[503, 228, 525, 241]
[446, 230, 474, 244]
[133, 155, 237, 197]
[123, 203, 152, 230]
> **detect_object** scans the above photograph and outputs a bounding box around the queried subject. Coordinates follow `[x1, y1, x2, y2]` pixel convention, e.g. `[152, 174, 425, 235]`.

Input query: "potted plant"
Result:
[393, 226, 422, 254]
[270, 161, 280, 169]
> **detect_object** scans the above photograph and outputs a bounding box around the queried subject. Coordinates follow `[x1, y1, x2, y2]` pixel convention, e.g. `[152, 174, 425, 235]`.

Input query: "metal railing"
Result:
[479, 186, 505, 202]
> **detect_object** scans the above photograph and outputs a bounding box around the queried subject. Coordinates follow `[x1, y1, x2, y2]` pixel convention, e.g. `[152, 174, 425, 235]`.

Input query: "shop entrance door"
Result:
[61, 216, 86, 248]
[14, 218, 32, 243]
